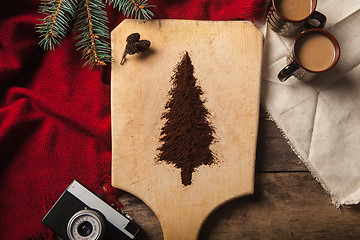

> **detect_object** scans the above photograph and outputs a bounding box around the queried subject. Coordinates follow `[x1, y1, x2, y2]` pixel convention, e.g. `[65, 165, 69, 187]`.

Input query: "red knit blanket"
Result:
[0, 0, 266, 239]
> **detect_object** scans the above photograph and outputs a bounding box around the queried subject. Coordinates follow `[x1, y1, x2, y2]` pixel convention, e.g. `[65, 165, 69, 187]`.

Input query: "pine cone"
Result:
[134, 40, 151, 51]
[126, 33, 140, 43]
[125, 42, 140, 55]
[121, 34, 151, 65]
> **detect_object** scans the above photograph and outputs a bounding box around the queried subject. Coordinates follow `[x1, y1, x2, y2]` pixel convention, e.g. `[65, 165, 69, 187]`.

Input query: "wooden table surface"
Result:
[119, 107, 360, 240]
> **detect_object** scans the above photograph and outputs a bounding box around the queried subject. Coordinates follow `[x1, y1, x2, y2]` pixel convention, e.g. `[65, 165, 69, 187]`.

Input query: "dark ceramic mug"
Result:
[266, 0, 327, 36]
[278, 29, 340, 82]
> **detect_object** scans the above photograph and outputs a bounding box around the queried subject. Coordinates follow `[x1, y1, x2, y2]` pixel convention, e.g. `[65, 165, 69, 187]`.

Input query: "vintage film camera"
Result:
[42, 180, 141, 240]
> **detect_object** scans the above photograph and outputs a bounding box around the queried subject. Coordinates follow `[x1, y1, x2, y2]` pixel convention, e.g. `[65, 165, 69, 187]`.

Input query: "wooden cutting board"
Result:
[111, 19, 263, 240]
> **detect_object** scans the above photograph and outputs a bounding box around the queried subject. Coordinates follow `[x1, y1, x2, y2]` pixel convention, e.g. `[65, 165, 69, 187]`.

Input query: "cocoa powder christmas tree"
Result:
[157, 51, 216, 186]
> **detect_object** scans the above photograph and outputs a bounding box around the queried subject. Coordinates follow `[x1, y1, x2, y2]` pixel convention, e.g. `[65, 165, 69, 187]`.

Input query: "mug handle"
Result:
[278, 61, 299, 82]
[305, 11, 327, 29]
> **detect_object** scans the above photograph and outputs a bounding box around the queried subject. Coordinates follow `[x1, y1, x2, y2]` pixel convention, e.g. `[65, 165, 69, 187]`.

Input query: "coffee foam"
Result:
[277, 0, 312, 21]
[295, 33, 335, 71]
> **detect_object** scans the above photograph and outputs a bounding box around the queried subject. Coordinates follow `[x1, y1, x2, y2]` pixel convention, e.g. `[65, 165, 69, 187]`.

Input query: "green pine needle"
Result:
[36, 0, 78, 50]
[107, 0, 155, 22]
[74, 0, 112, 68]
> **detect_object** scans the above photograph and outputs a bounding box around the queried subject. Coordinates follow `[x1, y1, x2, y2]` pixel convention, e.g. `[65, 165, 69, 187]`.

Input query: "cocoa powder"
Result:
[157, 51, 216, 186]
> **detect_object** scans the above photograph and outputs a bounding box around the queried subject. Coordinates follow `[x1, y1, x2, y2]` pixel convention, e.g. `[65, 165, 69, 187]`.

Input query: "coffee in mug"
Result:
[278, 29, 340, 82]
[295, 32, 335, 71]
[276, 0, 312, 21]
[267, 0, 326, 36]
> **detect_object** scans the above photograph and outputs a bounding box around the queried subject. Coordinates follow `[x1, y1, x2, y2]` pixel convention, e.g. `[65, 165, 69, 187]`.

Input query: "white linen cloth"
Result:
[260, 0, 360, 206]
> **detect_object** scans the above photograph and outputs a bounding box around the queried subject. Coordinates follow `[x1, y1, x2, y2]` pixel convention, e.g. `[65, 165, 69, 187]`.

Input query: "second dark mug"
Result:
[278, 29, 340, 82]
[266, 0, 327, 36]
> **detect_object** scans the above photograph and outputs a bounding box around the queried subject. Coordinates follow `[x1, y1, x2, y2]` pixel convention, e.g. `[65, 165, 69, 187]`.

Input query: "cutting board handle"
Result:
[158, 205, 208, 240]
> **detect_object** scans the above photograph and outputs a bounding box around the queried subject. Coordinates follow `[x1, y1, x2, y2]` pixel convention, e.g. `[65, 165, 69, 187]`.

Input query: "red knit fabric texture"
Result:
[0, 0, 266, 239]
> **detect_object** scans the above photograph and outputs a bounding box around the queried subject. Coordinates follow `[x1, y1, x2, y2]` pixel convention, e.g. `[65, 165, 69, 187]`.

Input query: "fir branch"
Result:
[107, 0, 155, 22]
[36, 0, 155, 68]
[37, 0, 78, 50]
[74, 0, 112, 68]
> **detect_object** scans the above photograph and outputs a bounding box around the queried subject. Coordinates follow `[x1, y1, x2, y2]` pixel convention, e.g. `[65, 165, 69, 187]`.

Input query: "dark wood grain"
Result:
[199, 172, 360, 240]
[117, 107, 360, 240]
[256, 107, 308, 173]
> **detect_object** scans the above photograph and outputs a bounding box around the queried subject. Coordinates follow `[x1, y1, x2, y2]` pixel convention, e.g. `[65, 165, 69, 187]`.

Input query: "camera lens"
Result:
[67, 209, 105, 240]
[77, 221, 93, 236]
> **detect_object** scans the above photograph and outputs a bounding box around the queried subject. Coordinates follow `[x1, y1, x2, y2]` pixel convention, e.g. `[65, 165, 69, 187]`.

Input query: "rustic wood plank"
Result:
[257, 107, 308, 172]
[119, 172, 360, 240]
[200, 172, 360, 239]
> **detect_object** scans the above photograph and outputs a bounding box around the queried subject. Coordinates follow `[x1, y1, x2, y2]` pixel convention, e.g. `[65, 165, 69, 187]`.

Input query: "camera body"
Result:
[42, 180, 140, 240]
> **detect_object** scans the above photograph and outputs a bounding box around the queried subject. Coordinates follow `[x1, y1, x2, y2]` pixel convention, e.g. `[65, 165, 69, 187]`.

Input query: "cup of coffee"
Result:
[278, 29, 340, 82]
[266, 0, 327, 36]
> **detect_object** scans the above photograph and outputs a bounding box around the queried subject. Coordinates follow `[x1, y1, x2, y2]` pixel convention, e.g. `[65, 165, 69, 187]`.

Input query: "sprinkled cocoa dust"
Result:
[157, 51, 216, 186]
